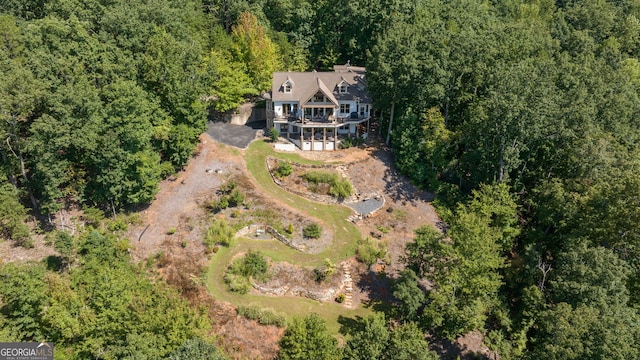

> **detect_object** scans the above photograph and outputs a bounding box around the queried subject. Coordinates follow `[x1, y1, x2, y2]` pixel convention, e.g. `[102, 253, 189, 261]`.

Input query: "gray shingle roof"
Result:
[271, 66, 370, 104]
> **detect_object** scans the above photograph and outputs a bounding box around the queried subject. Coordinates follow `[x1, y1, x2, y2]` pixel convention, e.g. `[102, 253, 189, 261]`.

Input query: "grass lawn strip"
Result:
[206, 140, 371, 334]
[245, 141, 361, 262]
[206, 236, 372, 334]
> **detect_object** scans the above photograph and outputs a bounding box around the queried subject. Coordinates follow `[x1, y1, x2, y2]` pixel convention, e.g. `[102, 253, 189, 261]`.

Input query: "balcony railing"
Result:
[273, 114, 369, 124]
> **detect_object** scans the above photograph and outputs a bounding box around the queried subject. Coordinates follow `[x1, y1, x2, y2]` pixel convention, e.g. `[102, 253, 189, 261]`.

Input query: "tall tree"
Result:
[278, 314, 340, 360]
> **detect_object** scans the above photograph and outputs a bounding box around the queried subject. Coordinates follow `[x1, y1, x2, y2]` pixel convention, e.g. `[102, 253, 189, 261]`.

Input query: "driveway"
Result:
[206, 121, 265, 149]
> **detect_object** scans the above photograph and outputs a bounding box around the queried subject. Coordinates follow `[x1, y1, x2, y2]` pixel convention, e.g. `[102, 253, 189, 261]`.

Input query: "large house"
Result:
[265, 63, 373, 151]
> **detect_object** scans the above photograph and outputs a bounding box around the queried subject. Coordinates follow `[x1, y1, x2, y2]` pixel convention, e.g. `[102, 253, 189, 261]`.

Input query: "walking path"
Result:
[342, 263, 354, 307]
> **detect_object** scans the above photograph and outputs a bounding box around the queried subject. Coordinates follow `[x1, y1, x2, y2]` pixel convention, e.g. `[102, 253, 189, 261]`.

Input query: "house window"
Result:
[284, 82, 292, 93]
[283, 103, 292, 116]
[339, 84, 347, 94]
[340, 104, 350, 113]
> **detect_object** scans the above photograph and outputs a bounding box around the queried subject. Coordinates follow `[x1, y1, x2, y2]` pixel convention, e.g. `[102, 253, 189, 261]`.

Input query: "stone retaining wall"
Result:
[235, 224, 306, 252]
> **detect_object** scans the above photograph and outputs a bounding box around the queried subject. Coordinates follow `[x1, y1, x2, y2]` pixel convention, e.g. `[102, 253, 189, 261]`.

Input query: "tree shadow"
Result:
[369, 148, 435, 204]
[430, 337, 494, 360]
[354, 268, 398, 318]
[44, 255, 62, 272]
[337, 315, 365, 336]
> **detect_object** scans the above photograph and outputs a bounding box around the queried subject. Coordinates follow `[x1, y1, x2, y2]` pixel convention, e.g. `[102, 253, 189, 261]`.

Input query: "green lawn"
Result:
[245, 140, 361, 262]
[205, 140, 372, 334]
[206, 236, 372, 334]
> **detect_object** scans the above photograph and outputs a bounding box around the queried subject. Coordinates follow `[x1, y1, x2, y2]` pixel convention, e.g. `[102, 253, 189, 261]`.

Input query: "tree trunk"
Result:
[0, 147, 18, 189]
[385, 102, 395, 146]
[6, 136, 38, 209]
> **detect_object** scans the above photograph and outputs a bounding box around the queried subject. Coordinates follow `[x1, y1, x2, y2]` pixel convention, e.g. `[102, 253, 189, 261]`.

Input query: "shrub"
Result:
[221, 181, 237, 193]
[167, 228, 177, 235]
[303, 223, 322, 239]
[204, 218, 235, 248]
[269, 127, 280, 142]
[302, 171, 336, 184]
[211, 197, 229, 212]
[323, 258, 336, 276]
[313, 268, 327, 282]
[340, 136, 364, 149]
[237, 305, 287, 327]
[224, 273, 251, 294]
[335, 294, 345, 303]
[227, 250, 269, 279]
[376, 225, 391, 234]
[357, 237, 388, 265]
[286, 223, 294, 235]
[82, 207, 105, 228]
[275, 161, 293, 178]
[240, 250, 269, 278]
[225, 250, 270, 293]
[228, 190, 245, 207]
[329, 179, 353, 199]
[302, 171, 352, 199]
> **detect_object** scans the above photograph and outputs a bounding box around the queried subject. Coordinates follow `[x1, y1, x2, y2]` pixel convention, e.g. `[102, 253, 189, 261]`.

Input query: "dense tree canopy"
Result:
[3, 0, 640, 358]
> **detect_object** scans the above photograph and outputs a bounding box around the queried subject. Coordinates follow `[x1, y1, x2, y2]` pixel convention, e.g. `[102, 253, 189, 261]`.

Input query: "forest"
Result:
[1, 0, 640, 359]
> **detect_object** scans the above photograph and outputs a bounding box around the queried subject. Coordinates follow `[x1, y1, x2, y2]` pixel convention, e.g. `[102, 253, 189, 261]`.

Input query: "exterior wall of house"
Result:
[337, 100, 358, 117]
[273, 101, 299, 118]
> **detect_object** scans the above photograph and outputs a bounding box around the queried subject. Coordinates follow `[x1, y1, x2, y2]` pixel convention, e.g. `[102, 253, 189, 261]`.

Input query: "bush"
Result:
[303, 223, 322, 239]
[335, 294, 345, 303]
[237, 305, 287, 327]
[203, 218, 235, 248]
[227, 250, 269, 278]
[269, 127, 280, 142]
[302, 171, 336, 184]
[313, 268, 327, 282]
[340, 136, 364, 149]
[275, 161, 293, 178]
[357, 237, 387, 265]
[82, 207, 105, 228]
[224, 273, 251, 294]
[329, 179, 353, 199]
[302, 171, 352, 199]
[225, 250, 270, 293]
[228, 190, 245, 207]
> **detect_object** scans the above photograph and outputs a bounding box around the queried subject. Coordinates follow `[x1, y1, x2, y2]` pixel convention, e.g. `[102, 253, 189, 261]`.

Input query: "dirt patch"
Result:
[128, 136, 244, 261]
[0, 236, 56, 264]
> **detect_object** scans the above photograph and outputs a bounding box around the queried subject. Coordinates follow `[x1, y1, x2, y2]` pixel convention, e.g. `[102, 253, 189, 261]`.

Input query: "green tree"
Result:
[343, 313, 389, 360]
[232, 12, 283, 91]
[278, 314, 340, 360]
[0, 263, 48, 340]
[392, 269, 425, 321]
[0, 182, 30, 243]
[386, 322, 437, 360]
[168, 338, 226, 360]
[529, 303, 640, 360]
[206, 49, 257, 112]
[53, 231, 76, 270]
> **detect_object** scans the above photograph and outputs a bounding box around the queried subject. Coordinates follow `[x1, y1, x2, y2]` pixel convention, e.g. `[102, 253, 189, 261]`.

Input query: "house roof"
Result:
[271, 64, 370, 104]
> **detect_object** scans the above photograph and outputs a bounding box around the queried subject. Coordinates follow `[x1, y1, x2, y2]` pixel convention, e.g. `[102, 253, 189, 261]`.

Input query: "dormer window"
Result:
[338, 80, 348, 94]
[283, 81, 292, 93]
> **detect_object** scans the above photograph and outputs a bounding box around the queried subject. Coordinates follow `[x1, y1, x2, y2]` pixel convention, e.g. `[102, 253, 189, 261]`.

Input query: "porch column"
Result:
[323, 128, 327, 151]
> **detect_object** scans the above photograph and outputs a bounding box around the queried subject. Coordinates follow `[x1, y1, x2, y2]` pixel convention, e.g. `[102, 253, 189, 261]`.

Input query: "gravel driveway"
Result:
[206, 121, 265, 149]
